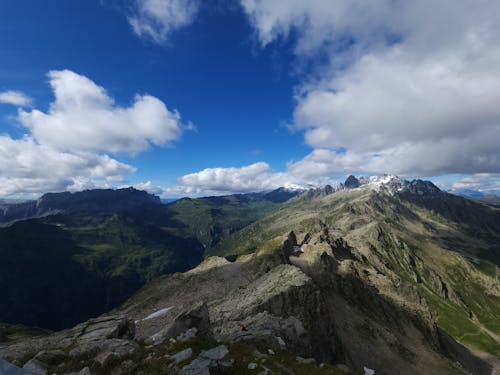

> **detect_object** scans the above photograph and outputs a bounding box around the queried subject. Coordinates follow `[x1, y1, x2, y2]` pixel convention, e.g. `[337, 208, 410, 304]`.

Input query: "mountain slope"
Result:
[0, 188, 299, 330]
[211, 177, 500, 360]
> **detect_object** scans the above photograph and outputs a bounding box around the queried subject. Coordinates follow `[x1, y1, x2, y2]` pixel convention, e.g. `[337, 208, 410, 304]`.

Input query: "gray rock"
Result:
[167, 348, 193, 365]
[248, 362, 258, 370]
[177, 327, 198, 342]
[199, 345, 228, 360]
[33, 349, 66, 366]
[94, 339, 139, 365]
[22, 358, 47, 374]
[296, 356, 315, 364]
[180, 357, 211, 375]
[147, 302, 211, 345]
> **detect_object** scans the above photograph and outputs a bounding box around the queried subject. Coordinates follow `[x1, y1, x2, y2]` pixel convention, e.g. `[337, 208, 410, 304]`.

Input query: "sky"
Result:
[0, 0, 499, 198]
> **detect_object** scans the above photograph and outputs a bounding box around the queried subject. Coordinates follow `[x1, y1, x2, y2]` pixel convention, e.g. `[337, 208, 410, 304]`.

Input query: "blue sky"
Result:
[1, 0, 499, 197]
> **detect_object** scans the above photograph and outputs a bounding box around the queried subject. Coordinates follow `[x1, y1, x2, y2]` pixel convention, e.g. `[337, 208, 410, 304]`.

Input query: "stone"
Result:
[248, 362, 258, 370]
[267, 349, 275, 355]
[23, 358, 48, 374]
[296, 356, 315, 364]
[33, 349, 66, 366]
[167, 348, 193, 365]
[94, 339, 139, 365]
[147, 302, 211, 345]
[180, 357, 211, 375]
[177, 327, 198, 342]
[199, 345, 228, 360]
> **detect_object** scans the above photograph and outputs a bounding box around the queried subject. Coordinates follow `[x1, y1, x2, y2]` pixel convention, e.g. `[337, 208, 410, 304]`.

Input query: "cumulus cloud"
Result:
[239, 0, 500, 179]
[177, 162, 285, 194]
[0, 136, 135, 196]
[0, 90, 32, 106]
[19, 70, 186, 155]
[1, 70, 189, 197]
[128, 0, 200, 44]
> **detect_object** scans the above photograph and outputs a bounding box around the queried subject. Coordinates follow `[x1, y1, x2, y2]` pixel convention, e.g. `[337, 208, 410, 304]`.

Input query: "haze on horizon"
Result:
[0, 0, 499, 198]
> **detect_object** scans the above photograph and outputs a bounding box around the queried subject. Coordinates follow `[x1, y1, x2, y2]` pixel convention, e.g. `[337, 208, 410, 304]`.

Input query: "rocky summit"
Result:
[0, 176, 499, 374]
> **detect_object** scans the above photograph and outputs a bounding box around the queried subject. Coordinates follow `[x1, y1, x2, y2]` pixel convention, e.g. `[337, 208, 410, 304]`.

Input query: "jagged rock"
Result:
[344, 175, 360, 189]
[199, 345, 229, 360]
[93, 339, 139, 365]
[147, 302, 210, 345]
[70, 315, 135, 356]
[32, 349, 66, 366]
[167, 348, 193, 365]
[177, 327, 198, 342]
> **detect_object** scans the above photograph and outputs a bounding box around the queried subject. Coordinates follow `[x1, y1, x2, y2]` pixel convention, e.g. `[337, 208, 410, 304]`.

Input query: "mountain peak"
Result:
[344, 175, 360, 188]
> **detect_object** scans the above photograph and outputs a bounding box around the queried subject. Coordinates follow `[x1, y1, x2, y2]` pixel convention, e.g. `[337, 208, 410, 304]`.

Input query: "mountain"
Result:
[0, 187, 160, 225]
[0, 187, 298, 331]
[0, 177, 499, 374]
[210, 176, 500, 358]
[1, 175, 499, 374]
[472, 195, 500, 208]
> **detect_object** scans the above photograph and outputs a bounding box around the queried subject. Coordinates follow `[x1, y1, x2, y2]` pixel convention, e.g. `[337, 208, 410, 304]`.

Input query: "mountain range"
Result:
[0, 176, 499, 374]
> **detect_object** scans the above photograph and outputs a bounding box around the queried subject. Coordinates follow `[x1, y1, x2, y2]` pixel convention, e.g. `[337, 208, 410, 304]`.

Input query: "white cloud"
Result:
[0, 90, 32, 106]
[128, 0, 200, 44]
[0, 135, 135, 196]
[239, 0, 500, 178]
[130, 181, 165, 195]
[19, 70, 186, 155]
[177, 162, 285, 194]
[438, 174, 500, 195]
[1, 69, 189, 197]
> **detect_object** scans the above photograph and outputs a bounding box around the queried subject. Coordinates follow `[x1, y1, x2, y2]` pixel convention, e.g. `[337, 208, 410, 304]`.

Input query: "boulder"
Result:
[167, 348, 193, 365]
[199, 345, 228, 360]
